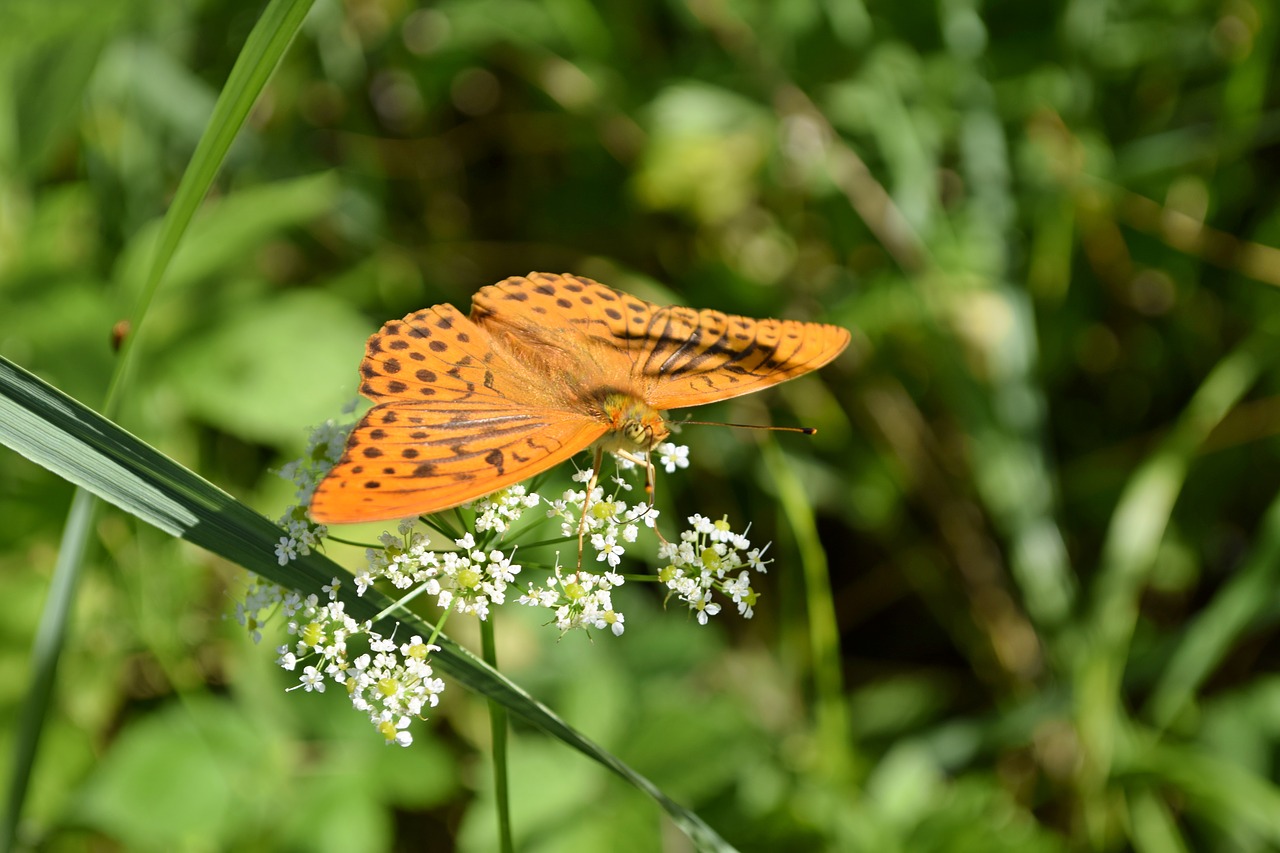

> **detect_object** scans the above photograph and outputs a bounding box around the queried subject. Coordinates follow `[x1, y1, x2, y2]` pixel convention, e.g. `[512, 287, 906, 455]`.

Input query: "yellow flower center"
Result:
[301, 621, 325, 647]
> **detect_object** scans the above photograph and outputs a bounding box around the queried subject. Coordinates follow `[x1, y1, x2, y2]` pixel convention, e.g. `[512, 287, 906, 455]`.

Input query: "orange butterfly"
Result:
[309, 272, 849, 524]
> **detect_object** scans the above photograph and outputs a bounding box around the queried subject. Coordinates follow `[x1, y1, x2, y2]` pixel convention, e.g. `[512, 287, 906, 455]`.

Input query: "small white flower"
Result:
[657, 442, 690, 473]
[299, 666, 326, 692]
[275, 537, 297, 565]
[605, 610, 625, 636]
[592, 533, 625, 567]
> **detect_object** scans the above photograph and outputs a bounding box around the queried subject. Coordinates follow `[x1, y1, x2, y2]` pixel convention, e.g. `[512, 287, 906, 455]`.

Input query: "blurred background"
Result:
[3, 0, 1280, 850]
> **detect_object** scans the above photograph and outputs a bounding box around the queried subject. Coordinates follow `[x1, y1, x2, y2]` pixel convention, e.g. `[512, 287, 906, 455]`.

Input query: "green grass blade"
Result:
[762, 438, 852, 784]
[0, 355, 737, 852]
[480, 618, 513, 853]
[1145, 486, 1280, 727]
[1087, 332, 1274, 646]
[1128, 789, 1191, 853]
[0, 489, 98, 851]
[104, 0, 317, 415]
[5, 1, 319, 844]
[1076, 330, 1276, 795]
[1120, 737, 1280, 843]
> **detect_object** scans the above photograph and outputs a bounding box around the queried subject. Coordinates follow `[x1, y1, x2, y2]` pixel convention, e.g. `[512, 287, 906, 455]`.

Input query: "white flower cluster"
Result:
[274, 505, 324, 566]
[236, 577, 445, 747]
[518, 563, 626, 636]
[272, 417, 354, 565]
[470, 484, 541, 533]
[545, 467, 659, 563]
[354, 520, 523, 622]
[516, 461, 665, 636]
[658, 514, 770, 624]
[248, 436, 774, 746]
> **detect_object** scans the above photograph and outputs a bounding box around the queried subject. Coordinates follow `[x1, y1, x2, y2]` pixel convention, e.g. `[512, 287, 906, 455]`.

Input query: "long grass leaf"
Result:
[762, 438, 851, 783]
[1145, 487, 1280, 727]
[105, 0, 318, 411]
[1077, 330, 1275, 793]
[3, 0, 322, 845]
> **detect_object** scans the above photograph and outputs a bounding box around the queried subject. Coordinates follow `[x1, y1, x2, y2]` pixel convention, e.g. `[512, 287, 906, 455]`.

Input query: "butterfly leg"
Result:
[643, 453, 670, 546]
[613, 449, 669, 546]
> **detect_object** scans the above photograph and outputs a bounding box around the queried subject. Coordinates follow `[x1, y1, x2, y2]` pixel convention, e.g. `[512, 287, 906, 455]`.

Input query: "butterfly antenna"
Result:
[676, 420, 818, 435]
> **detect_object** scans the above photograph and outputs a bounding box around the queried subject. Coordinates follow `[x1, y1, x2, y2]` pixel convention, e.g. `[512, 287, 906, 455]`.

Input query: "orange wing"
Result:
[633, 310, 850, 410]
[310, 304, 607, 524]
[471, 272, 850, 411]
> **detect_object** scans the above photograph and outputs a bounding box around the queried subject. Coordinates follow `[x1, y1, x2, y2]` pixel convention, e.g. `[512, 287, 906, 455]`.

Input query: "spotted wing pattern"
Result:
[309, 304, 607, 523]
[312, 273, 849, 524]
[471, 272, 851, 411]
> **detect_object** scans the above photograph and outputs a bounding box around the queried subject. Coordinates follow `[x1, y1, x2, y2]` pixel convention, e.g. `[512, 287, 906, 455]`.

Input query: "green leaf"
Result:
[161, 290, 370, 446]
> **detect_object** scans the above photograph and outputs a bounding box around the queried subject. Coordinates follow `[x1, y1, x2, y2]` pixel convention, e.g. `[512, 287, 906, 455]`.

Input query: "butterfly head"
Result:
[598, 392, 670, 453]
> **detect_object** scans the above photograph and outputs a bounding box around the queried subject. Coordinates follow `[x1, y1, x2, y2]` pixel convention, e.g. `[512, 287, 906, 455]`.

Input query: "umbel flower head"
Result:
[239, 419, 772, 746]
[234, 577, 444, 747]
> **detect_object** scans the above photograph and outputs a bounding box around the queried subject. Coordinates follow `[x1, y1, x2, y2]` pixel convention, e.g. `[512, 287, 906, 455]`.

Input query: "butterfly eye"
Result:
[623, 420, 650, 447]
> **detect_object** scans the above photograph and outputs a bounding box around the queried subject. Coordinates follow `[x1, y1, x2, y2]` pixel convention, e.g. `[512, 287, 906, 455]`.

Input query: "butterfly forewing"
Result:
[360, 304, 516, 403]
[471, 273, 850, 411]
[640, 312, 850, 410]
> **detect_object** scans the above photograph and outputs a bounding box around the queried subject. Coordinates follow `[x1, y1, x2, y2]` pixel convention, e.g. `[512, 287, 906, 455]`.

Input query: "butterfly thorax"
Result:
[596, 392, 669, 453]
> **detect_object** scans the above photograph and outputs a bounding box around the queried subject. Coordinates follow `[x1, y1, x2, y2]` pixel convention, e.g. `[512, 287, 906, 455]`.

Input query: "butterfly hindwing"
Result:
[471, 272, 644, 345]
[309, 403, 607, 523]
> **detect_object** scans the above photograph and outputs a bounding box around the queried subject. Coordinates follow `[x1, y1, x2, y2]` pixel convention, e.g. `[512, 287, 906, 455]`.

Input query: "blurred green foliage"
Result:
[3, 0, 1280, 849]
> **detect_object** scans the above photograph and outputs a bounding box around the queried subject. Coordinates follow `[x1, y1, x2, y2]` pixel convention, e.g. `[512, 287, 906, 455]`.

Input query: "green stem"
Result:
[323, 534, 379, 549]
[421, 513, 464, 543]
[511, 535, 577, 551]
[480, 616, 513, 853]
[761, 438, 851, 784]
[1, 490, 99, 850]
